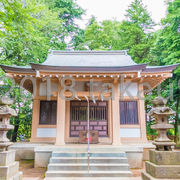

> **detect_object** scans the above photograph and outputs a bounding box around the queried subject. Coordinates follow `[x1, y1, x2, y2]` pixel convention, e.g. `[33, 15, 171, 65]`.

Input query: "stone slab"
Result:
[9, 146, 34, 161]
[126, 151, 143, 169]
[0, 171, 22, 180]
[34, 151, 52, 168]
[141, 171, 177, 180]
[145, 161, 180, 179]
[149, 150, 180, 165]
[13, 171, 23, 180]
[0, 150, 15, 166]
[44, 177, 141, 180]
[0, 161, 19, 179]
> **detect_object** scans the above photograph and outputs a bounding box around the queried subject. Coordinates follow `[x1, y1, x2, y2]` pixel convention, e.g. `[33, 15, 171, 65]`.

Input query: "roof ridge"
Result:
[50, 50, 128, 55]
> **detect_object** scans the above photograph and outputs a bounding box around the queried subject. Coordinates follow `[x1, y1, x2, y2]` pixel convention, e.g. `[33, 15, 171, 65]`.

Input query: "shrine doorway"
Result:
[70, 100, 108, 138]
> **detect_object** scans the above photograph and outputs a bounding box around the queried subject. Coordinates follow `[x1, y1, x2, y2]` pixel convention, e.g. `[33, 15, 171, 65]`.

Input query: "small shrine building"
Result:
[0, 51, 178, 145]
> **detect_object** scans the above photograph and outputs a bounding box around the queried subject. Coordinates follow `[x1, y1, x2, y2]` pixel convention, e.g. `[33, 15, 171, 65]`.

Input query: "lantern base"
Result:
[142, 150, 180, 179]
[0, 150, 22, 180]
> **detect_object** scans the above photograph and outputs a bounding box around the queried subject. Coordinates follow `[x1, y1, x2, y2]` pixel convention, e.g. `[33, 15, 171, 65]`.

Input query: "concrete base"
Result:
[142, 150, 180, 180]
[0, 150, 22, 180]
[9, 142, 155, 169]
[34, 144, 146, 169]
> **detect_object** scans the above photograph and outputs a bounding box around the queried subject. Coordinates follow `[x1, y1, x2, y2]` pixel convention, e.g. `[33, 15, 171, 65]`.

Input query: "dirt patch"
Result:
[19, 160, 46, 180]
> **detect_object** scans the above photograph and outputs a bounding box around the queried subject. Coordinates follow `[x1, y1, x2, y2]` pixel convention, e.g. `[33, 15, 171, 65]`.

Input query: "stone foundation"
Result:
[0, 150, 22, 180]
[142, 150, 180, 179]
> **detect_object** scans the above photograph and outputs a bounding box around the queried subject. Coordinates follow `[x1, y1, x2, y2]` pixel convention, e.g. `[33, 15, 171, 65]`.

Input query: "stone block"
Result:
[126, 151, 143, 169]
[0, 150, 15, 166]
[145, 161, 180, 179]
[35, 151, 52, 168]
[142, 171, 171, 180]
[9, 146, 34, 161]
[149, 150, 180, 165]
[0, 161, 19, 179]
[13, 172, 23, 180]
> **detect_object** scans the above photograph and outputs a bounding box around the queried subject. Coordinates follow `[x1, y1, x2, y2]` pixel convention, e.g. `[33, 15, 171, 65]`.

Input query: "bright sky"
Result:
[76, 0, 167, 29]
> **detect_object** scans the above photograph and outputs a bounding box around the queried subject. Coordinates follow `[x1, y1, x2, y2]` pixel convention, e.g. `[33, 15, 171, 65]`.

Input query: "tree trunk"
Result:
[12, 123, 19, 142]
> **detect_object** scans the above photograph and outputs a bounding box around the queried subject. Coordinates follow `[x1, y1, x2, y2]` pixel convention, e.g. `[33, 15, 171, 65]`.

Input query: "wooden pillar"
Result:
[112, 81, 121, 145]
[30, 99, 40, 142]
[138, 83, 148, 142]
[55, 83, 66, 145]
[30, 79, 40, 142]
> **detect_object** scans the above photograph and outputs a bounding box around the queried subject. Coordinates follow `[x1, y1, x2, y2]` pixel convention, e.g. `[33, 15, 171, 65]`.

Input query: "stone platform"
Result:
[0, 150, 22, 180]
[142, 150, 180, 179]
[9, 142, 155, 169]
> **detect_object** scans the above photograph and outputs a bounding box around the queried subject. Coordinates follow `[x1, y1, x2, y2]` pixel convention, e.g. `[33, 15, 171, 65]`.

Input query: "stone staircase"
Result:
[44, 149, 132, 179]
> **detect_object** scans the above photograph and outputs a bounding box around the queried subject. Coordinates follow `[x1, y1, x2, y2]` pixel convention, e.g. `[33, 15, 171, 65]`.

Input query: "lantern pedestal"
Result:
[0, 150, 22, 180]
[0, 97, 22, 180]
[142, 150, 180, 179]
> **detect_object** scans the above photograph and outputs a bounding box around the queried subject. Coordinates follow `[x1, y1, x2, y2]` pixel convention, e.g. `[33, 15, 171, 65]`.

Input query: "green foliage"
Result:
[84, 20, 121, 50]
[125, 0, 155, 30]
[0, 0, 85, 141]
[44, 0, 84, 47]
[152, 0, 180, 65]
[10, 87, 32, 142]
[0, 0, 65, 66]
[151, 0, 180, 140]
[83, 0, 155, 64]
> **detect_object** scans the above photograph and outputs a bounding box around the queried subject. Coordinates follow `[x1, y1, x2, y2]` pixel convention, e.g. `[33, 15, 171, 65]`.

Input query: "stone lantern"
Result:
[0, 97, 16, 151]
[142, 96, 180, 180]
[148, 96, 176, 151]
[0, 97, 22, 180]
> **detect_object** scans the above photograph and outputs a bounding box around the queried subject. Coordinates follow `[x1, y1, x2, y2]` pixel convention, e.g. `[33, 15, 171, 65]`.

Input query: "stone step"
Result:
[48, 163, 130, 171]
[50, 157, 128, 164]
[44, 178, 139, 180]
[52, 152, 126, 158]
[44, 147, 128, 153]
[45, 170, 132, 177]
